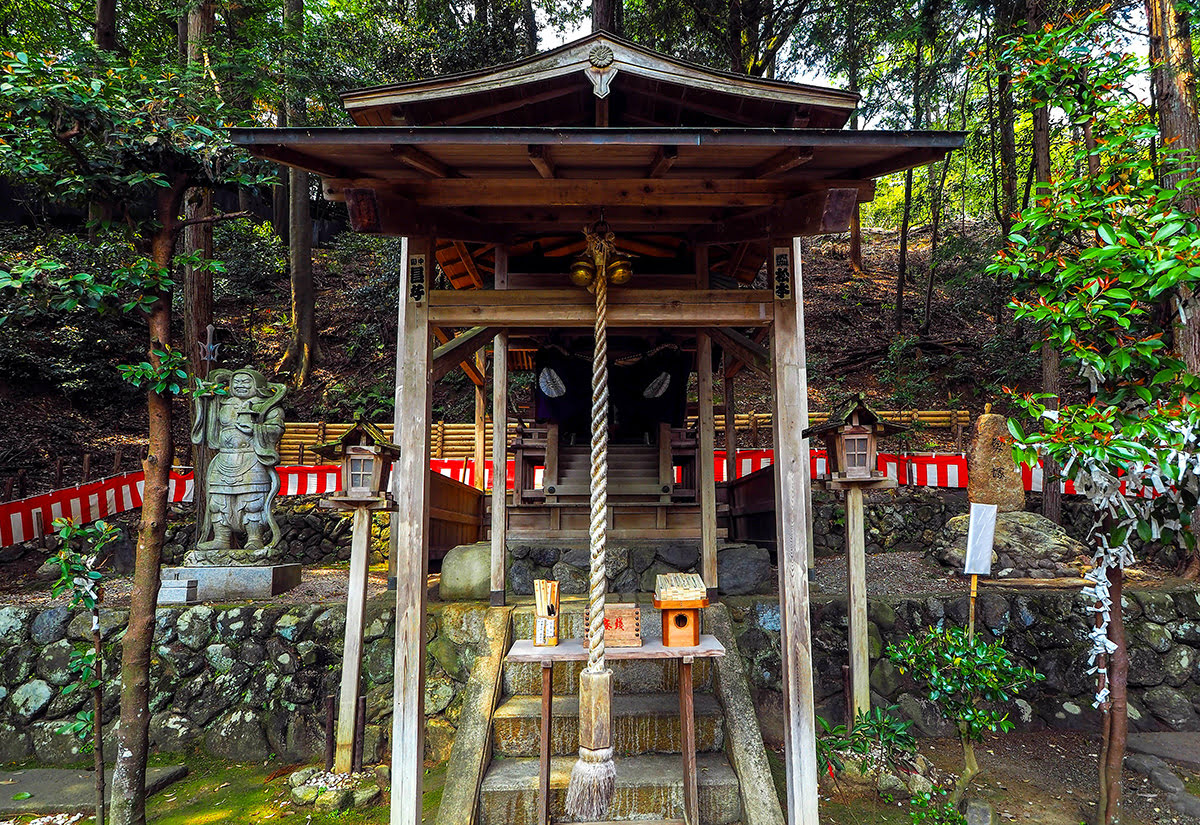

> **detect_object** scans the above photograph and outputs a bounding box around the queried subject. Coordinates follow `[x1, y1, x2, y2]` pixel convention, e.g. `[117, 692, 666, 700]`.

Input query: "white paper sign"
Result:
[964, 502, 998, 576]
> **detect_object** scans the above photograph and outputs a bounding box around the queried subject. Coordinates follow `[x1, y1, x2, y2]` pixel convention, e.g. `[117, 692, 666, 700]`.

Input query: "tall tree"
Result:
[1147, 0, 1200, 577]
[277, 0, 319, 385]
[0, 50, 264, 825]
[183, 0, 216, 520]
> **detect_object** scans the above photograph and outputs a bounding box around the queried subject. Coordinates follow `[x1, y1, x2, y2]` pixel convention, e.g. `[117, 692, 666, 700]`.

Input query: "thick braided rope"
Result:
[587, 271, 609, 674]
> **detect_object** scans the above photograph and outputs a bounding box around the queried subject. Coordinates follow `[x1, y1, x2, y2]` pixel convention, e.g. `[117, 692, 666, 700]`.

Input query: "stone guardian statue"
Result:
[189, 367, 287, 564]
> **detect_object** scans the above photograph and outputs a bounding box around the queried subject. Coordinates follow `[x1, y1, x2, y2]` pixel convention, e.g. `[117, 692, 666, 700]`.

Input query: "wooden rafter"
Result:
[392, 145, 459, 178]
[527, 145, 556, 178]
[697, 188, 860, 244]
[706, 327, 770, 379]
[745, 147, 814, 179]
[648, 146, 678, 177]
[454, 241, 483, 288]
[431, 326, 492, 384]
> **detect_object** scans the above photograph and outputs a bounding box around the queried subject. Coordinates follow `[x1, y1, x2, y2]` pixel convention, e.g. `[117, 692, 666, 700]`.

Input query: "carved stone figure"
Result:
[188, 367, 287, 565]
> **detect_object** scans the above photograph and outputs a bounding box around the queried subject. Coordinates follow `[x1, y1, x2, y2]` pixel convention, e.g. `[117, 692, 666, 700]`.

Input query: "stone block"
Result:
[439, 542, 490, 601]
[161, 564, 302, 601]
[157, 579, 198, 605]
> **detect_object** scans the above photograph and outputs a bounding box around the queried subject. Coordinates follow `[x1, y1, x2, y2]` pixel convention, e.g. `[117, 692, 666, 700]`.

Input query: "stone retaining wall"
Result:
[729, 586, 1200, 742]
[3, 586, 1198, 768]
[0, 599, 480, 767]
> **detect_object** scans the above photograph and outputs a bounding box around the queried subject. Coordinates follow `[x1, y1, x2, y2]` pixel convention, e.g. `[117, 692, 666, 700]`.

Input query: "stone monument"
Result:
[162, 367, 300, 602]
[966, 402, 1025, 512]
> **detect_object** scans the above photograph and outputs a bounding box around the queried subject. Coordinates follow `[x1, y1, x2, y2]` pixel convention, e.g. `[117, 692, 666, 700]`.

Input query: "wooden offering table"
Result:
[506, 636, 726, 825]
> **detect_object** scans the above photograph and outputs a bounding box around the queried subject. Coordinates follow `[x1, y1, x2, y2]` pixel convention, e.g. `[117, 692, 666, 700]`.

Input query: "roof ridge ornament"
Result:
[585, 45, 617, 99]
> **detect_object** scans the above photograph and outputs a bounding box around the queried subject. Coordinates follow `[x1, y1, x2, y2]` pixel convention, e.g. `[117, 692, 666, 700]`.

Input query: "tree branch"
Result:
[172, 210, 253, 233]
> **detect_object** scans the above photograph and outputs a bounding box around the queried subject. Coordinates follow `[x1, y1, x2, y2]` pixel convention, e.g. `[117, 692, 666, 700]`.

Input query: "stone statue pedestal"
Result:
[161, 564, 302, 601]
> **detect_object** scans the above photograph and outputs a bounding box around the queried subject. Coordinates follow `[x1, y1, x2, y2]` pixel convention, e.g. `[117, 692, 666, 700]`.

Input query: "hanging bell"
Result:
[606, 256, 633, 285]
[569, 254, 596, 287]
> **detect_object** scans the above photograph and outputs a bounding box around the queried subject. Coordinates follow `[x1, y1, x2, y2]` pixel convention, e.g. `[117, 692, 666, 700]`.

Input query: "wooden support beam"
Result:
[392, 145, 460, 178]
[648, 146, 678, 178]
[725, 327, 770, 378]
[320, 190, 509, 244]
[721, 242, 752, 282]
[698, 332, 718, 599]
[429, 289, 774, 328]
[491, 330, 509, 606]
[432, 85, 579, 126]
[454, 241, 484, 289]
[527, 145, 556, 179]
[431, 326, 497, 383]
[770, 238, 818, 825]
[843, 147, 946, 181]
[490, 247, 509, 606]
[723, 370, 737, 486]
[266, 143, 362, 180]
[389, 178, 794, 208]
[698, 188, 861, 245]
[389, 237, 433, 825]
[706, 327, 770, 379]
[745, 147, 814, 179]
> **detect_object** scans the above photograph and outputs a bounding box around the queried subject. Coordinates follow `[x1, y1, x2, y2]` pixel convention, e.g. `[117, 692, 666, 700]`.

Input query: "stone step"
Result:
[492, 693, 725, 757]
[479, 753, 742, 825]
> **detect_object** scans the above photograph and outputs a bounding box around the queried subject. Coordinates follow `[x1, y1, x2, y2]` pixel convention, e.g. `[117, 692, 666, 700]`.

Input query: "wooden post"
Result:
[770, 237, 819, 825]
[679, 656, 698, 825]
[844, 485, 869, 723]
[474, 350, 487, 490]
[698, 332, 718, 598]
[335, 505, 372, 772]
[389, 236, 433, 825]
[491, 329, 509, 605]
[539, 661, 552, 825]
[489, 247, 509, 604]
[723, 370, 737, 484]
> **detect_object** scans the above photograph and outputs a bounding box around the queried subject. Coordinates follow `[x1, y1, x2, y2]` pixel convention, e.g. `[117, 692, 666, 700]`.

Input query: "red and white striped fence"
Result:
[0, 451, 1089, 548]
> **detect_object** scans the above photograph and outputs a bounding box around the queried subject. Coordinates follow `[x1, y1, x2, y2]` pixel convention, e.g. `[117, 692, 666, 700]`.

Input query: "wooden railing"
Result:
[717, 464, 777, 553]
[279, 409, 971, 465]
[428, 470, 485, 559]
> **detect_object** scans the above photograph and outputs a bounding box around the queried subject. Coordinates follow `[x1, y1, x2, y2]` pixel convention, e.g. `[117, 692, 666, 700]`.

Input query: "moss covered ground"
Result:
[1, 757, 447, 825]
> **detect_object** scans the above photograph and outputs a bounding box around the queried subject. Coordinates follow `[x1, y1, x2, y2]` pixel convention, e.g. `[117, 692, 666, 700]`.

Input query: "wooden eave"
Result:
[339, 32, 857, 129]
[231, 126, 962, 241]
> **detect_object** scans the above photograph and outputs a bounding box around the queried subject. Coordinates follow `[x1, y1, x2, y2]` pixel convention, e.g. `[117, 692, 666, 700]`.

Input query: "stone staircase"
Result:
[476, 603, 750, 825]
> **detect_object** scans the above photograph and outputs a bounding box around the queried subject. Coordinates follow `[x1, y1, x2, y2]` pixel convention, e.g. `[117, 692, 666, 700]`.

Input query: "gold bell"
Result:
[607, 256, 633, 285]
[569, 255, 596, 287]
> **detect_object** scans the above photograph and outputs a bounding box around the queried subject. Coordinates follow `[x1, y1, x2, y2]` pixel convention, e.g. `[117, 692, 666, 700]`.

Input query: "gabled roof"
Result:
[342, 31, 858, 130]
[803, 395, 907, 439]
[311, 420, 400, 459]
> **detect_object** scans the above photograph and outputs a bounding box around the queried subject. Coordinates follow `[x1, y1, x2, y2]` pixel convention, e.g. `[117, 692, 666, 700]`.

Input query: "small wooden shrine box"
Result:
[654, 596, 708, 647]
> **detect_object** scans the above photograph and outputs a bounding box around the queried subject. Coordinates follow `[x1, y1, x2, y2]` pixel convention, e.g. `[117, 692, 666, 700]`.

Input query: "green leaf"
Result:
[12, 792, 32, 800]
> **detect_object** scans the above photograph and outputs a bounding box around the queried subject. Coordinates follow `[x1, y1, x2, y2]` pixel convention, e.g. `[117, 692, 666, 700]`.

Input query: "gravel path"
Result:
[811, 549, 971, 597]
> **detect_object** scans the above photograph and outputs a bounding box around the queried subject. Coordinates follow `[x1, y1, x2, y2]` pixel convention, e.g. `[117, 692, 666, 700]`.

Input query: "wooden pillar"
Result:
[474, 349, 486, 490]
[490, 245, 509, 605]
[770, 237, 818, 825]
[698, 332, 718, 598]
[845, 485, 869, 721]
[389, 237, 433, 825]
[386, 237, 410, 591]
[723, 369, 737, 484]
[336, 505, 372, 772]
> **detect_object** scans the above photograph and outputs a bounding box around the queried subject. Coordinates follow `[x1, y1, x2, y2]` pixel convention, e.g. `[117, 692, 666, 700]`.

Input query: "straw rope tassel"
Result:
[565, 247, 616, 821]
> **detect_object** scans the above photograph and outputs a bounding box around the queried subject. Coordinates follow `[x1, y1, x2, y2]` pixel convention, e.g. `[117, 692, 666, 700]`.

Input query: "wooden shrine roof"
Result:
[231, 126, 964, 241]
[340, 32, 858, 130]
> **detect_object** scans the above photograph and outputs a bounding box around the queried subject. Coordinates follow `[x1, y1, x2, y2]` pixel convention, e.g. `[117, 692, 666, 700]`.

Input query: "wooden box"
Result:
[583, 603, 642, 647]
[534, 614, 558, 646]
[654, 596, 708, 648]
